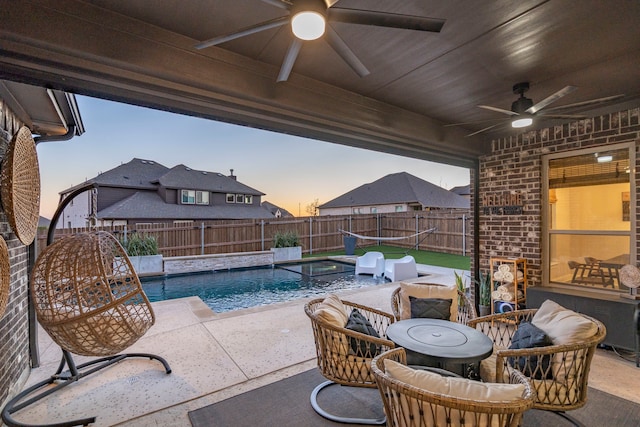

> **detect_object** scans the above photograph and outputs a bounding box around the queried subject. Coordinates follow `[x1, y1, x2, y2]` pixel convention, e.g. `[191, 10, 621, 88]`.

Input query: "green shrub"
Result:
[272, 231, 300, 248]
[120, 233, 159, 256]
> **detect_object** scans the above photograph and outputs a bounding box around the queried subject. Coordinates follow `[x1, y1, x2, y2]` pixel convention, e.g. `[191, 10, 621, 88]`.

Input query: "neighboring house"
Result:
[57, 158, 275, 228]
[450, 184, 471, 200]
[318, 172, 469, 216]
[261, 201, 294, 218]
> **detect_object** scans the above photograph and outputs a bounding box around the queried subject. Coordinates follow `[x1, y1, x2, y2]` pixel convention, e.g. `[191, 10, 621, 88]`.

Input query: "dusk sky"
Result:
[37, 96, 470, 219]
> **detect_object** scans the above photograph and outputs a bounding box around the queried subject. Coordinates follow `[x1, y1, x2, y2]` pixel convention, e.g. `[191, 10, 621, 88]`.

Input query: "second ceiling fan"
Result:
[195, 0, 445, 82]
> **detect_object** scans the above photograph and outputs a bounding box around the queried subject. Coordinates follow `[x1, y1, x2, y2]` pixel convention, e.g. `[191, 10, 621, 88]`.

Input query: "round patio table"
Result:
[386, 318, 493, 378]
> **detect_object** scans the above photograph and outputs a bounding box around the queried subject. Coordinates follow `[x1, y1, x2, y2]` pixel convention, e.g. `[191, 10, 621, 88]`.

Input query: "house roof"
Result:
[319, 172, 469, 210]
[450, 185, 471, 196]
[61, 158, 169, 194]
[261, 201, 294, 217]
[155, 165, 264, 195]
[98, 192, 274, 220]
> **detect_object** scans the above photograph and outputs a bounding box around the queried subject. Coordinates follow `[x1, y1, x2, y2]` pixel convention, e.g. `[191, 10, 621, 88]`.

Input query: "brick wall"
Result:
[477, 108, 640, 288]
[0, 105, 32, 408]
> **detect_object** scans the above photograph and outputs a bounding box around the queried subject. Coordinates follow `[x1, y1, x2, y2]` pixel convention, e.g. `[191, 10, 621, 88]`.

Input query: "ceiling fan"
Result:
[195, 0, 445, 82]
[449, 82, 625, 137]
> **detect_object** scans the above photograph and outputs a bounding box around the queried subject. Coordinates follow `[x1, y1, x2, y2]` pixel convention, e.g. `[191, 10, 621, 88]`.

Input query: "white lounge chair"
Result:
[384, 255, 418, 282]
[355, 251, 385, 277]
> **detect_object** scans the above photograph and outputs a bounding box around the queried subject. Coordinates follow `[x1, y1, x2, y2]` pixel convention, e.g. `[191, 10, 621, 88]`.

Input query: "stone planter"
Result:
[128, 254, 163, 274]
[270, 246, 302, 262]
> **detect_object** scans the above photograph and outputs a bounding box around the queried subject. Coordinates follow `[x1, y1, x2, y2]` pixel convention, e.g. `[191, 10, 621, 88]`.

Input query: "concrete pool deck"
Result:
[7, 263, 640, 426]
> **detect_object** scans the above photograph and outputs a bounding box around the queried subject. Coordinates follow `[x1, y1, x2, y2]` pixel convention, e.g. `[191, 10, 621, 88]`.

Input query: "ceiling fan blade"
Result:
[525, 85, 577, 114]
[325, 26, 369, 77]
[541, 94, 625, 112]
[538, 114, 587, 120]
[195, 17, 289, 49]
[444, 117, 509, 127]
[328, 8, 445, 32]
[478, 105, 518, 116]
[466, 123, 503, 137]
[277, 38, 303, 82]
[261, 0, 291, 10]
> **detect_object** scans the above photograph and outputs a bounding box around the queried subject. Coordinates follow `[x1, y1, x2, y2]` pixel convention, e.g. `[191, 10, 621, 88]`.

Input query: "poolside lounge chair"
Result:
[384, 255, 418, 282]
[304, 295, 395, 425]
[371, 348, 535, 427]
[468, 299, 606, 426]
[355, 251, 385, 277]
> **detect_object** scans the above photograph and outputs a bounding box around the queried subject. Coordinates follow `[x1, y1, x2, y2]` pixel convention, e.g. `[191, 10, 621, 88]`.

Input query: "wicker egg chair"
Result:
[2, 185, 170, 427]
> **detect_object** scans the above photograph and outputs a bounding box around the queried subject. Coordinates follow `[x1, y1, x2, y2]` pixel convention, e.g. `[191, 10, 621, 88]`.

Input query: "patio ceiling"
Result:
[0, 1, 639, 168]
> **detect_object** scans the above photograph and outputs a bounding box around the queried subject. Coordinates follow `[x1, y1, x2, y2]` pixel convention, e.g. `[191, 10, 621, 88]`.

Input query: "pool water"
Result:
[141, 260, 386, 313]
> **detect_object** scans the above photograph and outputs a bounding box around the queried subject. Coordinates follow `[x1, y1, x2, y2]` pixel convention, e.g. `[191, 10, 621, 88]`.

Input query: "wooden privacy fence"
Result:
[37, 211, 471, 258]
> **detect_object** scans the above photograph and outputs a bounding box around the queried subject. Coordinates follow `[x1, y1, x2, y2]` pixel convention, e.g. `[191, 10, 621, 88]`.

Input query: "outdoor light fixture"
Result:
[511, 117, 533, 128]
[596, 155, 613, 163]
[291, 0, 326, 40]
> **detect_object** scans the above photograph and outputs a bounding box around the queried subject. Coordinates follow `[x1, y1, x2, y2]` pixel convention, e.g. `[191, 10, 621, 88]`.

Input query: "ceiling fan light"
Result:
[512, 117, 533, 128]
[291, 11, 325, 40]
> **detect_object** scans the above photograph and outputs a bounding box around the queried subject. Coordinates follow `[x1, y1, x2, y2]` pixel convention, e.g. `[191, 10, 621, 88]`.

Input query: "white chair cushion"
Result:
[531, 300, 598, 345]
[399, 281, 458, 321]
[315, 294, 348, 328]
[384, 359, 525, 401]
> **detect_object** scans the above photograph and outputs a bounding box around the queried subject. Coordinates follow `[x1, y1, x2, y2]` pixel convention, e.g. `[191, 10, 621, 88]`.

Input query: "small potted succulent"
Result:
[475, 271, 493, 316]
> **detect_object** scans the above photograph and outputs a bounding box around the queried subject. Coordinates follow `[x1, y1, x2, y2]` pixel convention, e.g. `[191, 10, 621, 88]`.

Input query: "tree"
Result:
[306, 198, 320, 216]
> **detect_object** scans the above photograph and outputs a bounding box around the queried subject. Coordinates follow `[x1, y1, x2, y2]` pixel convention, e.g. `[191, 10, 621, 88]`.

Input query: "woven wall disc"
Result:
[1, 126, 40, 245]
[619, 264, 640, 289]
[0, 236, 10, 317]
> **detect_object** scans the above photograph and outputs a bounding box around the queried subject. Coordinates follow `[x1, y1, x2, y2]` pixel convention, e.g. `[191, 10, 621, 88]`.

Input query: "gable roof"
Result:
[98, 192, 274, 220]
[261, 201, 294, 217]
[319, 172, 469, 209]
[450, 184, 471, 196]
[61, 158, 169, 194]
[155, 165, 264, 195]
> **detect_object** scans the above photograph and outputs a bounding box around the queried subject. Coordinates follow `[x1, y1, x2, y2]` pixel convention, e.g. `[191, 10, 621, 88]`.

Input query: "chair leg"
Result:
[553, 411, 586, 427]
[310, 380, 386, 425]
[1, 350, 171, 427]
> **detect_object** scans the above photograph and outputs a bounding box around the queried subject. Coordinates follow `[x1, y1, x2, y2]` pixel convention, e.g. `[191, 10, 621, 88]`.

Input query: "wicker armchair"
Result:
[304, 297, 396, 425]
[391, 285, 477, 324]
[371, 348, 535, 427]
[468, 308, 606, 425]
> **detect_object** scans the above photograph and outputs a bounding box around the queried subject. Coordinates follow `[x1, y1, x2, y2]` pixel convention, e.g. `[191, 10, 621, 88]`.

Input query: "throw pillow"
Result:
[409, 297, 453, 320]
[314, 294, 348, 328]
[399, 281, 458, 320]
[345, 308, 380, 357]
[508, 322, 553, 379]
[531, 299, 598, 345]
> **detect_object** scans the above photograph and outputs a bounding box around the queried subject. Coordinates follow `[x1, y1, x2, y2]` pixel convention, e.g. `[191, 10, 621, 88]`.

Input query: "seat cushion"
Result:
[409, 297, 452, 320]
[345, 308, 380, 357]
[385, 359, 525, 401]
[508, 322, 553, 379]
[399, 282, 458, 321]
[315, 294, 348, 328]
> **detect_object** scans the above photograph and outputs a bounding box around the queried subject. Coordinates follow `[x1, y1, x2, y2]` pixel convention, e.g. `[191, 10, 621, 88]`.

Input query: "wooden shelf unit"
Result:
[490, 257, 527, 314]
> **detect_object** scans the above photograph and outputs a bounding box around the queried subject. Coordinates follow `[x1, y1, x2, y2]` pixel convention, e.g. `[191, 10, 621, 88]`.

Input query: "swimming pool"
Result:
[141, 259, 386, 313]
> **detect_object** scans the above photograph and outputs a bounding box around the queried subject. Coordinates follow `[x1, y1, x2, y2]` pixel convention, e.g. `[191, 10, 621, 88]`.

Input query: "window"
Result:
[181, 190, 195, 204]
[226, 193, 235, 203]
[182, 190, 209, 205]
[352, 208, 363, 214]
[543, 143, 634, 292]
[196, 191, 209, 205]
[235, 194, 244, 203]
[245, 195, 253, 204]
[395, 206, 404, 212]
[370, 207, 377, 213]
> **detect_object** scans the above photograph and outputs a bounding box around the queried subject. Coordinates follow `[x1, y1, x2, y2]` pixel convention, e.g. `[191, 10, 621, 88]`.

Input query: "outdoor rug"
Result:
[189, 369, 640, 427]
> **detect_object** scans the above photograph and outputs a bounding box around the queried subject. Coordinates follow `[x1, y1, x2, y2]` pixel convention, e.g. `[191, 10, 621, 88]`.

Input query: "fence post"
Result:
[462, 214, 466, 256]
[201, 222, 205, 255]
[415, 214, 419, 249]
[123, 224, 127, 244]
[309, 217, 313, 255]
[261, 220, 265, 251]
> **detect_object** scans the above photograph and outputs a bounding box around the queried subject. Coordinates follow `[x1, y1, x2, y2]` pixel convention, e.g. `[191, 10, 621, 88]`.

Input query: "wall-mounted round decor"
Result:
[1, 126, 40, 245]
[0, 236, 10, 317]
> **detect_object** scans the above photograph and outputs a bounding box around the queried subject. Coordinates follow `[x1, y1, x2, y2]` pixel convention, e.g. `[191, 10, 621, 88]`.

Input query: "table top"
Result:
[386, 318, 493, 364]
[600, 254, 630, 268]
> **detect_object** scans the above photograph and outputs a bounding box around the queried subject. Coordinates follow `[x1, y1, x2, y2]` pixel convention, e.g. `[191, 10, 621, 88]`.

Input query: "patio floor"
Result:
[8, 264, 640, 426]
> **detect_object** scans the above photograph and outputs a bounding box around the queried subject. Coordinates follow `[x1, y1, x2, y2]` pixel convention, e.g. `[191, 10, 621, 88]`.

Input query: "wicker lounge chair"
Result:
[371, 347, 535, 427]
[467, 300, 606, 426]
[304, 296, 395, 424]
[390, 283, 477, 324]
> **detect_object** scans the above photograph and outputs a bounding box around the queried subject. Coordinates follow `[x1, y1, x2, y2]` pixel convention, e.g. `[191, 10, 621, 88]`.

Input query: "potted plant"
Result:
[454, 271, 467, 307]
[475, 271, 493, 316]
[119, 233, 163, 274]
[270, 231, 302, 262]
